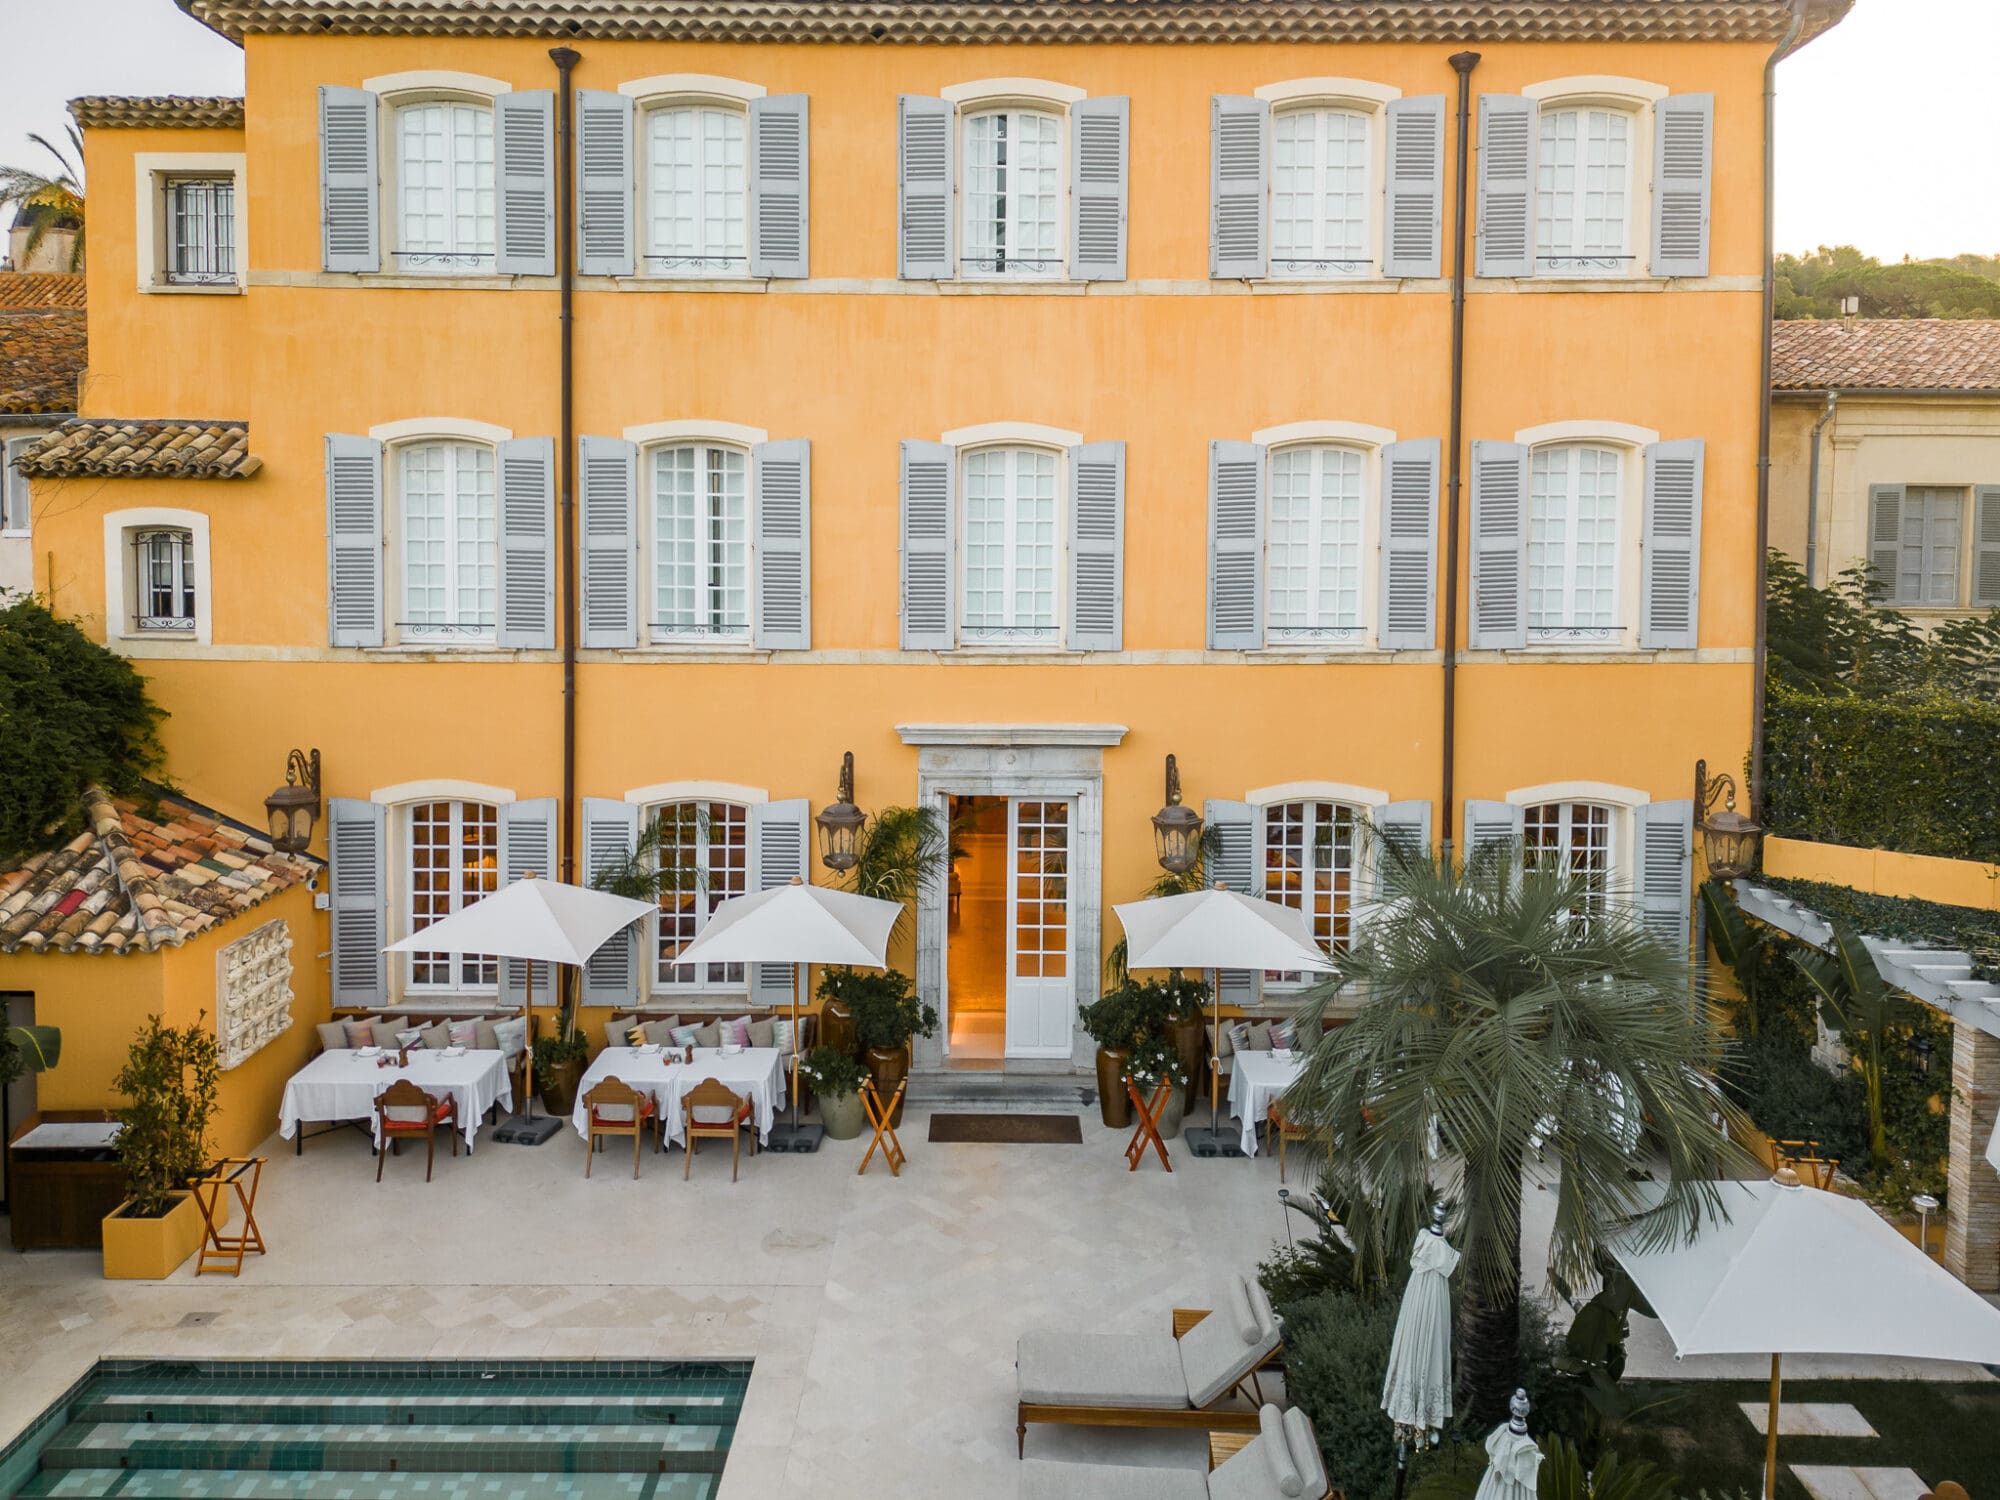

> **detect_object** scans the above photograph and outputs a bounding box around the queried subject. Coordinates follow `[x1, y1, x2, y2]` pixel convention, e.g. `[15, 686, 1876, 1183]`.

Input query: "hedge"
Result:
[1758, 875, 2000, 983]
[1764, 682, 2000, 866]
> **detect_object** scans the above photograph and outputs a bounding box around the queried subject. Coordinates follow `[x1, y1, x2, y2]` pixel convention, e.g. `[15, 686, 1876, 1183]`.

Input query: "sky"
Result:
[0, 0, 1995, 262]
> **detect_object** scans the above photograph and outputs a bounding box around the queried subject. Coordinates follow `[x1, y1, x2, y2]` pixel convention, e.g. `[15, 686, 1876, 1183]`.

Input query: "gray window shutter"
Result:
[1640, 438, 1704, 649]
[1476, 94, 1536, 278]
[577, 89, 634, 277]
[328, 797, 387, 1005]
[1070, 96, 1129, 282]
[495, 90, 555, 276]
[750, 798, 810, 1007]
[1068, 440, 1125, 651]
[499, 798, 557, 1005]
[497, 436, 556, 649]
[1635, 799, 1693, 949]
[898, 95, 955, 280]
[1371, 799, 1433, 900]
[1974, 486, 2000, 608]
[749, 94, 810, 279]
[1207, 440, 1266, 650]
[1379, 438, 1440, 649]
[1462, 799, 1522, 873]
[582, 798, 641, 1003]
[1210, 96, 1269, 280]
[1204, 799, 1261, 1009]
[1383, 96, 1445, 279]
[1651, 94, 1714, 278]
[900, 439, 955, 650]
[325, 433, 384, 648]
[319, 85, 379, 273]
[753, 438, 811, 650]
[1867, 483, 1906, 603]
[1469, 440, 1529, 649]
[580, 435, 638, 648]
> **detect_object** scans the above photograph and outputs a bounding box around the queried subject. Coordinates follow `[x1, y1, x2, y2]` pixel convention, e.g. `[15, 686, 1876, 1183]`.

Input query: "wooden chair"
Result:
[583, 1076, 659, 1179]
[1267, 1099, 1318, 1184]
[374, 1079, 456, 1183]
[1779, 1138, 1840, 1190]
[682, 1077, 756, 1181]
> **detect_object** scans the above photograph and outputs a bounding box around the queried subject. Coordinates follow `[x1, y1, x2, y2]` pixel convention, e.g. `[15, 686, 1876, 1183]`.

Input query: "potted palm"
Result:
[825, 803, 959, 1055]
[104, 1013, 219, 1280]
[1125, 1032, 1190, 1140]
[531, 1029, 590, 1117]
[841, 968, 936, 1128]
[800, 1046, 868, 1140]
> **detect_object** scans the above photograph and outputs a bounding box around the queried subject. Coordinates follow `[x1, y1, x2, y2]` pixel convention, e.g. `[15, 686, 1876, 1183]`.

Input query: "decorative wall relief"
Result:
[215, 918, 295, 1070]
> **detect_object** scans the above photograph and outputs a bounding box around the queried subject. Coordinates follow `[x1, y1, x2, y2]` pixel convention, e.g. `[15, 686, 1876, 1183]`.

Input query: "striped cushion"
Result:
[670, 1024, 701, 1049]
[448, 1019, 480, 1049]
[722, 1015, 753, 1048]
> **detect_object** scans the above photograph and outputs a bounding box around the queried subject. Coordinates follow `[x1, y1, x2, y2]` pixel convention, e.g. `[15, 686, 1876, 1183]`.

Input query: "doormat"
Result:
[927, 1113, 1084, 1145]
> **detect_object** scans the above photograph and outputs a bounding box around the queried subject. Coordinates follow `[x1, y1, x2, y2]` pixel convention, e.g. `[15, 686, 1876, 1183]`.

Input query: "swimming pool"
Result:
[0, 1358, 751, 1499]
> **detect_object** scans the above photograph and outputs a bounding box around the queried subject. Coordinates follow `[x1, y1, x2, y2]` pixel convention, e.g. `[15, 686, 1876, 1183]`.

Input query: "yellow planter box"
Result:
[101, 1192, 205, 1280]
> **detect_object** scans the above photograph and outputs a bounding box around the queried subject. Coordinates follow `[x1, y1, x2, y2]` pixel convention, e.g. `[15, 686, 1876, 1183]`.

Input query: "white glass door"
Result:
[1005, 798, 1074, 1057]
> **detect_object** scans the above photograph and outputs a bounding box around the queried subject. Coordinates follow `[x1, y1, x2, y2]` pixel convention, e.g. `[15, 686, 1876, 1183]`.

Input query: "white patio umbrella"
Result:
[665, 877, 901, 1147]
[386, 874, 654, 1125]
[1114, 883, 1334, 1153]
[1381, 1208, 1461, 1491]
[1609, 1170, 2000, 1498]
[1472, 1392, 1542, 1500]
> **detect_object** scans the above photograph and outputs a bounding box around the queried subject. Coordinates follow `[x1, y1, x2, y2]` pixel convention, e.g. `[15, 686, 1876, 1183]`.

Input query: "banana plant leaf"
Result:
[6, 1025, 60, 1071]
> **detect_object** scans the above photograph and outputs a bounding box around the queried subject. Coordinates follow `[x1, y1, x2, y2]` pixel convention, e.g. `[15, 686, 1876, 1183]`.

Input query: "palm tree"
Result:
[844, 803, 959, 937]
[1, 126, 86, 271]
[1286, 843, 1749, 1427]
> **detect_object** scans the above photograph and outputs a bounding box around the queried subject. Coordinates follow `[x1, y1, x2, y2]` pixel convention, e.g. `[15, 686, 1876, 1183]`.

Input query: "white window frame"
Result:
[958, 103, 1068, 283]
[131, 527, 199, 634]
[1515, 421, 1654, 650]
[1253, 793, 1368, 987]
[1519, 78, 1666, 282]
[1251, 421, 1394, 649]
[373, 779, 516, 1006]
[101, 507, 214, 647]
[1254, 80, 1400, 283]
[645, 797, 753, 997]
[644, 438, 754, 644]
[133, 152, 248, 295]
[1264, 441, 1372, 644]
[1505, 781, 1650, 909]
[2, 433, 41, 538]
[390, 436, 500, 646]
[637, 97, 751, 279]
[958, 441, 1066, 647]
[381, 86, 500, 276]
[398, 797, 502, 994]
[1269, 103, 1377, 280]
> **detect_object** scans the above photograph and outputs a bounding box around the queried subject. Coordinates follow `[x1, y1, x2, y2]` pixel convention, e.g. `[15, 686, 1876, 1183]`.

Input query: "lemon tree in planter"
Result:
[105, 1013, 219, 1279]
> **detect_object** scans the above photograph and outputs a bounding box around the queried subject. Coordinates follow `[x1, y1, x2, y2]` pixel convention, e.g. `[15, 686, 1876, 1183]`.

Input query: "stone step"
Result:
[14, 1469, 714, 1499]
[903, 1071, 1097, 1111]
[74, 1394, 730, 1428]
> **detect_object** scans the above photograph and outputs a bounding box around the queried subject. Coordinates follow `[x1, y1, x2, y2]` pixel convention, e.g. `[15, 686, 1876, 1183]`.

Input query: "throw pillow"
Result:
[604, 1014, 638, 1052]
[343, 1018, 377, 1048]
[315, 1021, 348, 1053]
[772, 1018, 796, 1056]
[1270, 1020, 1297, 1051]
[1216, 1022, 1236, 1058]
[492, 1017, 528, 1057]
[376, 1016, 411, 1041]
[1248, 1021, 1275, 1052]
[474, 1019, 501, 1051]
[447, 1019, 480, 1049]
[395, 1027, 425, 1051]
[641, 1019, 681, 1045]
[723, 1015, 753, 1048]
[748, 1018, 776, 1049]
[669, 1023, 702, 1049]
[422, 1022, 453, 1049]
[693, 1022, 722, 1049]
[625, 1023, 649, 1047]
[1229, 1021, 1252, 1054]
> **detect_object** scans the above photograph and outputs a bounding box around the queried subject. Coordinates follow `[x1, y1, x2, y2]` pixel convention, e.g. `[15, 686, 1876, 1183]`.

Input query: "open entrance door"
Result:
[1004, 798, 1074, 1058]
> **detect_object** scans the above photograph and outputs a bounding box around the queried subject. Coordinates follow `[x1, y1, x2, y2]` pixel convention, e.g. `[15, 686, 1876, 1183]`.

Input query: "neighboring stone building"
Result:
[0, 271, 85, 597]
[1771, 318, 2000, 615]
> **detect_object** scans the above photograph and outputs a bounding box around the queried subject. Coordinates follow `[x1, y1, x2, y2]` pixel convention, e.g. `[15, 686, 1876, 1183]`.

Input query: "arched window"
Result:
[1522, 800, 1614, 918]
[398, 440, 498, 641]
[649, 441, 750, 642]
[644, 102, 748, 276]
[650, 800, 750, 990]
[393, 99, 495, 270]
[1535, 106, 1635, 274]
[1262, 799, 1360, 979]
[1528, 443, 1624, 637]
[961, 108, 1063, 278]
[962, 445, 1061, 642]
[1268, 444, 1367, 641]
[1271, 106, 1373, 278]
[405, 798, 499, 990]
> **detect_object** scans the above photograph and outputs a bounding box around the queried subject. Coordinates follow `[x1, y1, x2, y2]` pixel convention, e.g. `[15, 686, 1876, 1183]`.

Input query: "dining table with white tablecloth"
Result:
[279, 1048, 512, 1152]
[1226, 1049, 1306, 1157]
[569, 1046, 786, 1148]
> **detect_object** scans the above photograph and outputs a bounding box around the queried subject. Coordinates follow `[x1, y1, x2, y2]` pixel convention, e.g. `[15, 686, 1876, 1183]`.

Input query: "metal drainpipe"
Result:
[1805, 389, 1838, 586]
[1752, 0, 1811, 820]
[1439, 50, 1480, 862]
[550, 47, 580, 886]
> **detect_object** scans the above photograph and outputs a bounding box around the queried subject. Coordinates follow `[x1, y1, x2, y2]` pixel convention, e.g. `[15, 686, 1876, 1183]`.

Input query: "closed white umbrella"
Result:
[1114, 884, 1334, 1154]
[1609, 1170, 2000, 1497]
[1473, 1393, 1542, 1500]
[667, 878, 901, 1148]
[1381, 1208, 1461, 1486]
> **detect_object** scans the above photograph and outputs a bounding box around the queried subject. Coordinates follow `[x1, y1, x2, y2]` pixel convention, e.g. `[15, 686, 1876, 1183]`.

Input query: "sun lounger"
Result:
[1018, 1403, 1329, 1500]
[1015, 1274, 1283, 1456]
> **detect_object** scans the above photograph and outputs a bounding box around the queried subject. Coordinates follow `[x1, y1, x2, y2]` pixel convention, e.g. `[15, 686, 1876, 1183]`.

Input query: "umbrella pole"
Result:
[522, 963, 536, 1119]
[1763, 1353, 1782, 1500]
[1211, 971, 1224, 1150]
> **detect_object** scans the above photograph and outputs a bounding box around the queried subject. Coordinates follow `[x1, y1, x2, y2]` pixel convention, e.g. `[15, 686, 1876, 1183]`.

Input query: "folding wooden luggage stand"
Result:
[193, 1157, 267, 1276]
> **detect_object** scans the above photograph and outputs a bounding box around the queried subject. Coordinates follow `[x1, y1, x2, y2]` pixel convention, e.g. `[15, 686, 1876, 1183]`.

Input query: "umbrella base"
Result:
[764, 1122, 824, 1154]
[1187, 1134, 1247, 1159]
[491, 1113, 564, 1146]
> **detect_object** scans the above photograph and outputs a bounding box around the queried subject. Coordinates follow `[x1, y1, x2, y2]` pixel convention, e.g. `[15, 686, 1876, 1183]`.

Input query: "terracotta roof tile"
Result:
[1772, 319, 2000, 393]
[0, 274, 86, 311]
[68, 97, 245, 130]
[15, 418, 260, 479]
[184, 0, 1851, 45]
[0, 310, 85, 415]
[0, 786, 319, 956]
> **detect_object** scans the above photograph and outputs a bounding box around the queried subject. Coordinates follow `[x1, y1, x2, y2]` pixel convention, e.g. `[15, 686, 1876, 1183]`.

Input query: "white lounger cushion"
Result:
[1283, 1408, 1327, 1498]
[1179, 1276, 1283, 1409]
[1019, 1460, 1208, 1500]
[1016, 1331, 1188, 1409]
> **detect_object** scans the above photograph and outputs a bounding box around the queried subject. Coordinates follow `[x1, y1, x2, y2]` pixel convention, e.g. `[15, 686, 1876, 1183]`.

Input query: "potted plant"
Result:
[531, 1030, 591, 1117]
[1078, 980, 1158, 1129]
[800, 1046, 868, 1141]
[841, 968, 936, 1128]
[104, 1013, 219, 1280]
[823, 803, 961, 1055]
[1125, 1032, 1190, 1141]
[1158, 971, 1212, 1112]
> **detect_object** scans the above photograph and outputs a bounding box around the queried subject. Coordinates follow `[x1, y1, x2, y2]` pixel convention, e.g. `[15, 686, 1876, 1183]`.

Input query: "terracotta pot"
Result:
[1095, 1046, 1133, 1128]
[819, 997, 857, 1056]
[864, 1044, 910, 1127]
[536, 1057, 585, 1118]
[820, 1089, 867, 1141]
[1168, 1013, 1204, 1112]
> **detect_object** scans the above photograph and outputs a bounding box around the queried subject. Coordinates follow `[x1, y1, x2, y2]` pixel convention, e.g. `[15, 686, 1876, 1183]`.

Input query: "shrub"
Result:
[1276, 1289, 1404, 1500]
[799, 1045, 864, 1099]
[830, 968, 936, 1051]
[1722, 1035, 1869, 1168]
[113, 1014, 219, 1217]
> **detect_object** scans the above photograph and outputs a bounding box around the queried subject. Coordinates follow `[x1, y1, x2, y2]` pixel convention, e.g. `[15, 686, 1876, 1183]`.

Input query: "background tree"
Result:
[0, 125, 86, 270]
[1775, 244, 2000, 320]
[1765, 551, 2000, 703]
[1287, 847, 1749, 1426]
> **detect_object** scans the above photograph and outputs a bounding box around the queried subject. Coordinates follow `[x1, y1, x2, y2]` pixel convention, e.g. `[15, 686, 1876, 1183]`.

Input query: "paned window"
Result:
[1528, 444, 1622, 638]
[1895, 487, 1963, 607]
[962, 446, 1059, 642]
[133, 529, 196, 632]
[646, 105, 747, 275]
[652, 444, 749, 640]
[1268, 445, 1366, 641]
[1522, 801, 1613, 918]
[653, 801, 750, 989]
[401, 442, 498, 641]
[1272, 108, 1372, 277]
[1536, 107, 1632, 272]
[962, 109, 1062, 278]
[2, 437, 32, 534]
[396, 100, 495, 269]
[406, 800, 498, 989]
[166, 177, 235, 285]
[1262, 800, 1357, 982]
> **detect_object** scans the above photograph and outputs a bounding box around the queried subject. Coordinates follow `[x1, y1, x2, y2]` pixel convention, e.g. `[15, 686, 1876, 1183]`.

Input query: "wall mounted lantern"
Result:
[1695, 758, 1763, 880]
[265, 748, 322, 855]
[1151, 754, 1203, 876]
[814, 751, 865, 874]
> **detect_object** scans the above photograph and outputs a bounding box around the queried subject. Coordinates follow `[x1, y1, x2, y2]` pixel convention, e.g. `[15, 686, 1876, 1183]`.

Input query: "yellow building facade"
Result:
[15, 0, 1842, 1078]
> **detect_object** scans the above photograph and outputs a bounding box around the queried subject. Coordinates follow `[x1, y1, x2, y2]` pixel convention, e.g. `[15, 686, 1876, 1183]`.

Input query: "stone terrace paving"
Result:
[0, 1112, 1988, 1498]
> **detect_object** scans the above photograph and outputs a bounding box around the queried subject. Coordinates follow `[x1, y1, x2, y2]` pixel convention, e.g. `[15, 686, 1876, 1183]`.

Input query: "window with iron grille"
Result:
[133, 528, 197, 632]
[652, 801, 750, 989]
[405, 800, 499, 989]
[1271, 107, 1373, 278]
[1262, 800, 1356, 984]
[1536, 106, 1635, 273]
[395, 100, 495, 269]
[1522, 801, 1613, 918]
[645, 104, 747, 276]
[652, 444, 749, 641]
[400, 441, 497, 641]
[166, 177, 235, 284]
[1268, 445, 1366, 642]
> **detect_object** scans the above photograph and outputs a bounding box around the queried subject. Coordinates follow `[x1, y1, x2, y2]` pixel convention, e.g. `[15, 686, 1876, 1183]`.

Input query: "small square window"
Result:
[165, 177, 236, 286]
[133, 528, 198, 632]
